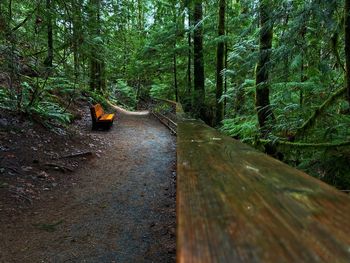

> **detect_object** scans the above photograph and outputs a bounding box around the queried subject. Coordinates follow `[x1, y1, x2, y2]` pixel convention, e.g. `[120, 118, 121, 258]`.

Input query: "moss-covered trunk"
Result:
[44, 0, 53, 69]
[89, 0, 106, 93]
[215, 0, 225, 125]
[255, 0, 274, 137]
[193, 0, 205, 118]
[345, 0, 350, 106]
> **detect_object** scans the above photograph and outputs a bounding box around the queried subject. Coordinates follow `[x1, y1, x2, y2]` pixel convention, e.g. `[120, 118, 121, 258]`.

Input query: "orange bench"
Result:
[90, 104, 115, 130]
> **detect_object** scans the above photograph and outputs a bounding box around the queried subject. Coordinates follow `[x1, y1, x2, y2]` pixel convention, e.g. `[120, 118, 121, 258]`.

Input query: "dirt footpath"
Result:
[0, 113, 176, 262]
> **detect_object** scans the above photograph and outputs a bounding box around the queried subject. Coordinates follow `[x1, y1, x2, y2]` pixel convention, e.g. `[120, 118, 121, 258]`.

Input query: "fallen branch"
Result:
[7, 167, 25, 176]
[295, 87, 346, 138]
[44, 163, 73, 173]
[9, 189, 33, 204]
[60, 151, 93, 159]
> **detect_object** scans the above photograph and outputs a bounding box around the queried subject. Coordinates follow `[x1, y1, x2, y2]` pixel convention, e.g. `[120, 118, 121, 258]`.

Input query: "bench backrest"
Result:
[90, 104, 104, 121]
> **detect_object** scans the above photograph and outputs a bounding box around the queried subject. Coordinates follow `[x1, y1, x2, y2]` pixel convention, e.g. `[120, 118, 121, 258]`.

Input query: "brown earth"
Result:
[0, 104, 176, 262]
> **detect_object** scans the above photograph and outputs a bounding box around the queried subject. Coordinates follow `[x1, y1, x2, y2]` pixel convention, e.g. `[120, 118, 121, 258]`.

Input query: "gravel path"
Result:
[0, 113, 176, 262]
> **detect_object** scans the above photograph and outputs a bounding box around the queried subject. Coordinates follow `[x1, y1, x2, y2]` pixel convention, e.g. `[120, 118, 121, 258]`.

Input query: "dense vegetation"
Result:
[0, 0, 349, 189]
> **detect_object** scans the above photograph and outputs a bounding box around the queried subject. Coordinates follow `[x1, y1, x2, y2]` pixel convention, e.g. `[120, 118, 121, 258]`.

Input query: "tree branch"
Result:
[11, 11, 34, 32]
[294, 86, 347, 138]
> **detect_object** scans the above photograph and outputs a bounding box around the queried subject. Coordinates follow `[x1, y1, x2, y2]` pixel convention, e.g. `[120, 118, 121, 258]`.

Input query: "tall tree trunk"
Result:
[193, 0, 205, 117]
[187, 6, 192, 96]
[299, 19, 307, 107]
[224, 36, 228, 113]
[72, 0, 83, 79]
[173, 5, 178, 102]
[8, 0, 12, 22]
[345, 0, 350, 106]
[89, 0, 105, 92]
[137, 0, 144, 31]
[0, 1, 10, 36]
[255, 0, 275, 137]
[44, 0, 53, 69]
[0, 3, 5, 38]
[215, 0, 226, 125]
[173, 50, 178, 102]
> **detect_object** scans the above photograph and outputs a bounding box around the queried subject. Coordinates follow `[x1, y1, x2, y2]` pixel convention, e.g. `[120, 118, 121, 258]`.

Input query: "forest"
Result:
[1, 0, 350, 191]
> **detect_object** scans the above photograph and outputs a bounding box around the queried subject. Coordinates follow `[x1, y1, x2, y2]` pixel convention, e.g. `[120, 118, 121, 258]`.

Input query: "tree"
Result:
[345, 0, 350, 107]
[215, 0, 226, 125]
[88, 0, 106, 92]
[72, 0, 83, 79]
[187, 4, 192, 96]
[44, 0, 53, 69]
[255, 0, 275, 137]
[193, 0, 205, 118]
[172, 1, 179, 102]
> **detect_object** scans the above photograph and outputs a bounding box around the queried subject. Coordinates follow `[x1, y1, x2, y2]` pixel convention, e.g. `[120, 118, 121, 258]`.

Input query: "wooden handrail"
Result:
[176, 107, 350, 262]
[150, 97, 177, 135]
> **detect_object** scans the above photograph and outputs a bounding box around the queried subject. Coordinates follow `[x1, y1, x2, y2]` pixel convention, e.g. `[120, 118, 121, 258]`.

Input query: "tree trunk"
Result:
[137, 0, 144, 31]
[224, 36, 228, 113]
[72, 0, 83, 79]
[173, 5, 178, 102]
[8, 0, 12, 22]
[345, 0, 350, 106]
[300, 21, 307, 107]
[215, 0, 225, 125]
[89, 0, 106, 93]
[193, 0, 205, 118]
[44, 0, 53, 69]
[255, 0, 275, 137]
[173, 51, 178, 102]
[187, 6, 192, 96]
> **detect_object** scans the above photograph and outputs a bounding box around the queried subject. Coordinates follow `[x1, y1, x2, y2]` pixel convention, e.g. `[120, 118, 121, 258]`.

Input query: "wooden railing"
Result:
[176, 106, 350, 262]
[149, 98, 177, 135]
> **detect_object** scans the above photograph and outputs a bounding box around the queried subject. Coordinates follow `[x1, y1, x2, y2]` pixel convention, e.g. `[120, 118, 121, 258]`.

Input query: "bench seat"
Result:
[99, 114, 114, 122]
[90, 104, 115, 129]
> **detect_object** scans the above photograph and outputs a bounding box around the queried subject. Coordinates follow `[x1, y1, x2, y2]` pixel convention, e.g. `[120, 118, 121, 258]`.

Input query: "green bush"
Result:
[220, 115, 259, 143]
[150, 83, 174, 100]
[0, 77, 73, 125]
[108, 79, 137, 109]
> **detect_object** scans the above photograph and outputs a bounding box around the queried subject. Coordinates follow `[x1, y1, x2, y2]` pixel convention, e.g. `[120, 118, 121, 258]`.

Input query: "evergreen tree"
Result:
[193, 0, 205, 118]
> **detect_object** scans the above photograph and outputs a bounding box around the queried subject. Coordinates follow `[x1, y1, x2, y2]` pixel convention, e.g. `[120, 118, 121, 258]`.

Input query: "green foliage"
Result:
[297, 149, 350, 190]
[0, 77, 73, 125]
[108, 80, 137, 109]
[150, 83, 174, 100]
[153, 103, 173, 115]
[220, 116, 259, 143]
[0, 86, 15, 111]
[82, 88, 109, 109]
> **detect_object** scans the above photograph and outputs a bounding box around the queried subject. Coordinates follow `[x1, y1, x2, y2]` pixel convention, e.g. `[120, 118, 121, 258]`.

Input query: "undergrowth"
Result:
[0, 76, 74, 127]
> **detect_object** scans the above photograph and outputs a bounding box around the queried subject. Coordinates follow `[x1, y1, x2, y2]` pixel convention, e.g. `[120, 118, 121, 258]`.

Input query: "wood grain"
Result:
[177, 119, 350, 263]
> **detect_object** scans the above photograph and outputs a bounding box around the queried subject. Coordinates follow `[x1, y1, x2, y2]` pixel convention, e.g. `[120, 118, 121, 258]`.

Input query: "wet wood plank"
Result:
[176, 119, 350, 263]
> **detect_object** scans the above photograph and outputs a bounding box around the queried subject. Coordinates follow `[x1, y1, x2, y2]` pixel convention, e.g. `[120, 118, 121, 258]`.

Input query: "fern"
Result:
[220, 116, 259, 143]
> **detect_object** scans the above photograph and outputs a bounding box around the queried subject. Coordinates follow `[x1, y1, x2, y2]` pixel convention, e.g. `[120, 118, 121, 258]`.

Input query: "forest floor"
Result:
[0, 102, 176, 262]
